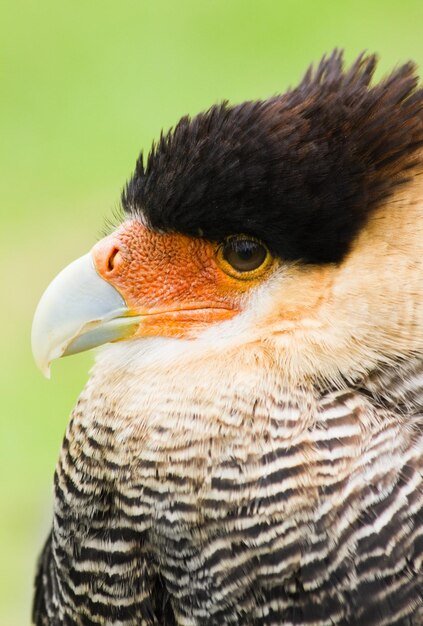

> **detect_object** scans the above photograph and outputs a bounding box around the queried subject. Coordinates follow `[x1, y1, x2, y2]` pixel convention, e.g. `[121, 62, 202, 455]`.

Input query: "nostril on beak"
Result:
[92, 236, 123, 278]
[107, 247, 120, 272]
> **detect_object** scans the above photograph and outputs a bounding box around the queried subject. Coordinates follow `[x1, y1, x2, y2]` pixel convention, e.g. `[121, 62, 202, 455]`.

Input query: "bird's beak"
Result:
[31, 253, 141, 378]
[32, 220, 241, 378]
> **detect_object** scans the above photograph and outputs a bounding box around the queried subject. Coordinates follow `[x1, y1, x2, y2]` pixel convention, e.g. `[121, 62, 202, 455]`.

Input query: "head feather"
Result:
[123, 51, 423, 263]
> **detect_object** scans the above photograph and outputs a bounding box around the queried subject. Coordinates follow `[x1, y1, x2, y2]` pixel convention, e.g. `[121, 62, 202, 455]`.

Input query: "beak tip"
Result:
[31, 341, 52, 379]
[31, 252, 131, 375]
[31, 321, 52, 378]
[41, 364, 52, 380]
[38, 355, 52, 379]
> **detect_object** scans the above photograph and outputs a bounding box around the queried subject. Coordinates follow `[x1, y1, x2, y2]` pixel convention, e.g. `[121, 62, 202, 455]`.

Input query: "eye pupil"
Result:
[236, 242, 255, 261]
[222, 238, 268, 272]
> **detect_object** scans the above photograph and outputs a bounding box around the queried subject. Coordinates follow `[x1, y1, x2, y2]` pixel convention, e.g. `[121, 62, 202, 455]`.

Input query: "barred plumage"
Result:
[33, 348, 423, 625]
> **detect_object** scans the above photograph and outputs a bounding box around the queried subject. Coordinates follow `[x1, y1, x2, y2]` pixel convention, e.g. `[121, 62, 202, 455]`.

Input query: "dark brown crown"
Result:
[122, 51, 423, 263]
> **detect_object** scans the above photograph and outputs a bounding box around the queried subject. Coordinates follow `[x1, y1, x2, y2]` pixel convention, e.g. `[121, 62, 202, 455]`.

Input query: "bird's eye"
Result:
[217, 236, 273, 279]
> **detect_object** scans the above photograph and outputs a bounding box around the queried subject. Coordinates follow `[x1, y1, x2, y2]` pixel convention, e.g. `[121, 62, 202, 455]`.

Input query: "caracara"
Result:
[32, 51, 423, 625]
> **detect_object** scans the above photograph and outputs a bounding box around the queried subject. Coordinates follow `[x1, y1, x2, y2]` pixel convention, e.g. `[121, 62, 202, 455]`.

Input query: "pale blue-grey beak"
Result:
[31, 253, 141, 378]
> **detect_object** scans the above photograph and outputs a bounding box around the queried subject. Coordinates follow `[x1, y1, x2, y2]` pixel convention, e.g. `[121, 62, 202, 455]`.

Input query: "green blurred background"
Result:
[1, 0, 423, 622]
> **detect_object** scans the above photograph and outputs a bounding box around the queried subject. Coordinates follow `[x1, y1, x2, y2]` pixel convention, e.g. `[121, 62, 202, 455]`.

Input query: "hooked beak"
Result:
[32, 219, 241, 378]
[31, 253, 141, 378]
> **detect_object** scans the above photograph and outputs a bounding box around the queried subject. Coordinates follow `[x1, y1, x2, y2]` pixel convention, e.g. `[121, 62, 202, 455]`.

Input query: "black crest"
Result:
[122, 51, 423, 263]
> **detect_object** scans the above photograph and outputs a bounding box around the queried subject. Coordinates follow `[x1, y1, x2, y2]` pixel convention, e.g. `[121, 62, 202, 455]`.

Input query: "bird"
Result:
[31, 50, 423, 626]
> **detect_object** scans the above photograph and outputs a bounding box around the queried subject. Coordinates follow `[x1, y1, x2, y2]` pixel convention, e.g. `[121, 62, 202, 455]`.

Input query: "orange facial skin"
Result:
[92, 219, 270, 339]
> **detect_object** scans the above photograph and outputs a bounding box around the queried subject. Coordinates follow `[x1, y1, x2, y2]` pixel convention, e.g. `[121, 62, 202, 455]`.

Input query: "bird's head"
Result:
[32, 51, 423, 387]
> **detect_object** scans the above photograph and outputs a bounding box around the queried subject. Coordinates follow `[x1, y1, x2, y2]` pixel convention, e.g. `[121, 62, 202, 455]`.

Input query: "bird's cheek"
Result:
[91, 223, 241, 338]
